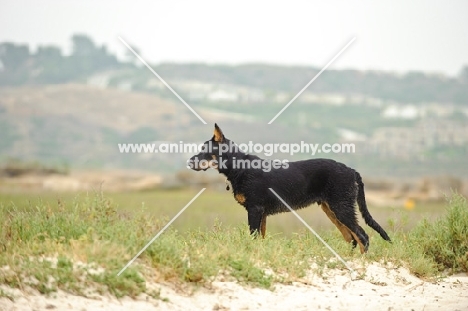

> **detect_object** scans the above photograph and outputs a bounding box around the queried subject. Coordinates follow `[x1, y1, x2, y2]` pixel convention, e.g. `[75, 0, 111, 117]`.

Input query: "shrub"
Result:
[411, 193, 468, 272]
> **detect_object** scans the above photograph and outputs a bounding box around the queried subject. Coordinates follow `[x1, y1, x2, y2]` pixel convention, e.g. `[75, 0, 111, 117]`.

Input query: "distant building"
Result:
[207, 89, 238, 102]
[366, 120, 468, 159]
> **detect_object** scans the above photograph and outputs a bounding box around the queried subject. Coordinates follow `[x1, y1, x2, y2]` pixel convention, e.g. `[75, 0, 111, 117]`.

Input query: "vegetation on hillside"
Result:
[0, 35, 121, 85]
[0, 158, 69, 177]
[1, 34, 468, 104]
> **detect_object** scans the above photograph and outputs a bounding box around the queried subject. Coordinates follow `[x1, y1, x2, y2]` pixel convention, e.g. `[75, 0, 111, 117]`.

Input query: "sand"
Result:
[1, 262, 467, 311]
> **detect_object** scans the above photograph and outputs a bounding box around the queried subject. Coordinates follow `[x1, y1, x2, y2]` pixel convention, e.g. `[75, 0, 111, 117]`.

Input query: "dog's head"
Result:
[188, 123, 229, 171]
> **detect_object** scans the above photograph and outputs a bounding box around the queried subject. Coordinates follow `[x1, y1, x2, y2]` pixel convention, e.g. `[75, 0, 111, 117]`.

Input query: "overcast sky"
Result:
[1, 1, 468, 76]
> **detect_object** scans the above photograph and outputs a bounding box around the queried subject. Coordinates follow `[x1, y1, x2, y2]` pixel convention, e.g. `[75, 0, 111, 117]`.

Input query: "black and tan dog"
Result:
[188, 124, 391, 253]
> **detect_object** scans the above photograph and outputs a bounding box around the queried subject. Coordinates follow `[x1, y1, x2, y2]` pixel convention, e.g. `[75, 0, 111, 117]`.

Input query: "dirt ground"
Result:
[1, 262, 467, 311]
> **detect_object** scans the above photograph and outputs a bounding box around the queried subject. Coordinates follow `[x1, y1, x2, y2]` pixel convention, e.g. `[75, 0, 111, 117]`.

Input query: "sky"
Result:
[1, 0, 468, 76]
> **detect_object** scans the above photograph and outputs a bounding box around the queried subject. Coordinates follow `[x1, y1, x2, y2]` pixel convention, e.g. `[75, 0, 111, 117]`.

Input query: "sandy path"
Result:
[1, 263, 467, 311]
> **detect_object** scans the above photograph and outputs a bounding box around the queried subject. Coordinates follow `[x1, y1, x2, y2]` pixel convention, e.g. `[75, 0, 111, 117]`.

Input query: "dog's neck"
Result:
[217, 149, 260, 184]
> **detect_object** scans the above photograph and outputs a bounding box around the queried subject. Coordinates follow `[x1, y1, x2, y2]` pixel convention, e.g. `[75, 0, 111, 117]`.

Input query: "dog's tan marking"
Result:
[213, 124, 224, 142]
[235, 193, 246, 205]
[321, 202, 354, 243]
[260, 214, 267, 238]
[208, 155, 218, 169]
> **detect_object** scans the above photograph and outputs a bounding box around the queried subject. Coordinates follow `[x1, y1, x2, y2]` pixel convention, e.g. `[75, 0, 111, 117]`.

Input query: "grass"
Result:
[0, 189, 467, 300]
[0, 188, 446, 234]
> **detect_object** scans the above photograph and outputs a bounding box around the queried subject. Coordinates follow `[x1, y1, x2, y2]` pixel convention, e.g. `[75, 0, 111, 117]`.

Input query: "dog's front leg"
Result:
[247, 206, 264, 237]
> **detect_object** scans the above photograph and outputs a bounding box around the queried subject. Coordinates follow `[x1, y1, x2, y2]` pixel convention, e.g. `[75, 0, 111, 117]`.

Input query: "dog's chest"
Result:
[226, 179, 248, 207]
[234, 192, 246, 206]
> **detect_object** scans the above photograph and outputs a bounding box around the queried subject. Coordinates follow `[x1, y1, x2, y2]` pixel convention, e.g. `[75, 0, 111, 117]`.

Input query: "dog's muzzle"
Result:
[187, 158, 208, 171]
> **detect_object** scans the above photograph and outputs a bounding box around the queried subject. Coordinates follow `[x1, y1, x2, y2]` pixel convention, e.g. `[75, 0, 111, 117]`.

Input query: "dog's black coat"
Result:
[189, 124, 391, 253]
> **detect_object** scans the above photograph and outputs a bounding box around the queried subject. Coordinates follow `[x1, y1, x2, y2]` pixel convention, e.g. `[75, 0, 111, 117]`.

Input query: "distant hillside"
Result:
[0, 84, 190, 171]
[153, 63, 468, 105]
[1, 35, 468, 104]
[0, 84, 306, 172]
[1, 34, 467, 177]
[0, 84, 467, 177]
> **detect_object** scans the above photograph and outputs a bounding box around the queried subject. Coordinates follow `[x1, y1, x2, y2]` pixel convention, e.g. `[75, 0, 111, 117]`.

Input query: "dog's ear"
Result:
[213, 123, 224, 142]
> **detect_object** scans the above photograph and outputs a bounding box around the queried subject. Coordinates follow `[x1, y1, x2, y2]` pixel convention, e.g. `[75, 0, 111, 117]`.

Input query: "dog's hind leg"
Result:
[337, 216, 369, 254]
[260, 214, 267, 238]
[327, 201, 369, 254]
[321, 202, 355, 246]
[351, 226, 369, 253]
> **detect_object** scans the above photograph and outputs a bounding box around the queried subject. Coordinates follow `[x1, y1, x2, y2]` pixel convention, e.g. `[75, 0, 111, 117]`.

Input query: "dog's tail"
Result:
[355, 172, 392, 242]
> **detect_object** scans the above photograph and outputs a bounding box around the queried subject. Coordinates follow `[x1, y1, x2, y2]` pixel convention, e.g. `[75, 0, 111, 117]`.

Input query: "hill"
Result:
[1, 35, 467, 177]
[0, 84, 303, 172]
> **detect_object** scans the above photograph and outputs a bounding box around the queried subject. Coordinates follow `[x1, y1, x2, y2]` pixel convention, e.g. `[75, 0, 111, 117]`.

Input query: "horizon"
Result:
[1, 34, 466, 79]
